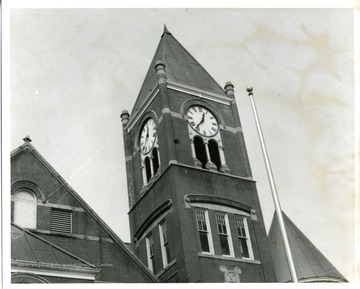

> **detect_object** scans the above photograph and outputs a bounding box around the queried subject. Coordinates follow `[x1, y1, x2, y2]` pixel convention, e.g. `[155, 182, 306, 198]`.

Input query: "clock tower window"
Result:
[142, 148, 160, 185]
[140, 118, 160, 185]
[144, 157, 152, 183]
[208, 139, 221, 171]
[152, 148, 160, 174]
[187, 105, 230, 174]
[193, 136, 207, 169]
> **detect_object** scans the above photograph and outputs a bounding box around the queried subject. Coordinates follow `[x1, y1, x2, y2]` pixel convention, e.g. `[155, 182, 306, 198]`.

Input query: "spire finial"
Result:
[162, 25, 172, 36]
[23, 135, 32, 143]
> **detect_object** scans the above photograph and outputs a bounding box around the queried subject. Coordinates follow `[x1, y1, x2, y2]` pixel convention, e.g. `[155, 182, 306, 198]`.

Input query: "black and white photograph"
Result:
[3, 0, 357, 286]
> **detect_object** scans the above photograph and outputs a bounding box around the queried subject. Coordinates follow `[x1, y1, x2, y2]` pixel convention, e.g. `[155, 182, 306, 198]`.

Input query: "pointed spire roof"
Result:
[268, 211, 347, 283]
[131, 26, 226, 114]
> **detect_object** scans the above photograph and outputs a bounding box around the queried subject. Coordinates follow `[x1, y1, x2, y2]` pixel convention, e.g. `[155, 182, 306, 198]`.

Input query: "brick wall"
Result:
[128, 164, 277, 282]
[11, 146, 156, 283]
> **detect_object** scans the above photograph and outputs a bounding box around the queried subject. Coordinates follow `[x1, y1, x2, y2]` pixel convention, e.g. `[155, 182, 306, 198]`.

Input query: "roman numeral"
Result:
[190, 121, 195, 126]
[211, 127, 217, 131]
[188, 115, 193, 120]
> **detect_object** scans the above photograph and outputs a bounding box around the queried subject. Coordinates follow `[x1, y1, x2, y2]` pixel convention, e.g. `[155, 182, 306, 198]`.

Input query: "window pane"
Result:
[208, 140, 221, 171]
[194, 136, 207, 168]
[162, 221, 168, 243]
[216, 214, 227, 234]
[146, 234, 155, 272]
[145, 157, 151, 182]
[235, 217, 247, 238]
[14, 191, 36, 229]
[165, 245, 171, 264]
[220, 235, 230, 255]
[15, 191, 35, 201]
[199, 232, 210, 252]
[240, 238, 250, 258]
[196, 210, 207, 231]
[159, 220, 171, 268]
[152, 148, 159, 174]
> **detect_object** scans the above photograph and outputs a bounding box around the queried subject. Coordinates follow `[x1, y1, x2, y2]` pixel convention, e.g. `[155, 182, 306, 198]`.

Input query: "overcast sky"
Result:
[7, 5, 355, 281]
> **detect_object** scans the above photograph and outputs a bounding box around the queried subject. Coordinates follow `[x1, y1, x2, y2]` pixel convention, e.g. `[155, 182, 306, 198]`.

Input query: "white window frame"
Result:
[235, 216, 254, 260]
[145, 233, 155, 272]
[195, 209, 214, 255]
[215, 213, 234, 257]
[159, 220, 170, 268]
[14, 190, 37, 229]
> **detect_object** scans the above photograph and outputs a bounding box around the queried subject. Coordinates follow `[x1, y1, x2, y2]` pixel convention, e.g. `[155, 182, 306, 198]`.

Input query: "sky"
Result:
[6, 4, 356, 282]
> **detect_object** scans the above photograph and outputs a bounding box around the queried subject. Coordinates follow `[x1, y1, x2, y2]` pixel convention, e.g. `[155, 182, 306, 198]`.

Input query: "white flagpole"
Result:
[246, 86, 298, 283]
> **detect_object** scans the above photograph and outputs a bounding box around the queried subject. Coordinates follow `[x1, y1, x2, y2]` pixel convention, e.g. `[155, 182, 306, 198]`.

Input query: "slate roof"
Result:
[131, 25, 226, 115]
[268, 211, 347, 283]
[11, 223, 95, 269]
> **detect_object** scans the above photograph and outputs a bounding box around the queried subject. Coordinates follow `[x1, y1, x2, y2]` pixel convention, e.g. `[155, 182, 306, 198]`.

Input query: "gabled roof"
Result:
[131, 25, 226, 114]
[11, 139, 158, 282]
[11, 223, 96, 269]
[268, 211, 347, 283]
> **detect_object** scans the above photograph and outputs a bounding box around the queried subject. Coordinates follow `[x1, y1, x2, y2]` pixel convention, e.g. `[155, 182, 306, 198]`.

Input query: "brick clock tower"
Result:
[120, 26, 277, 283]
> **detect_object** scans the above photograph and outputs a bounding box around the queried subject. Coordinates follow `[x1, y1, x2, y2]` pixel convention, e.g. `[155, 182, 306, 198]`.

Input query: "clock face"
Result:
[140, 118, 157, 154]
[187, 106, 219, 137]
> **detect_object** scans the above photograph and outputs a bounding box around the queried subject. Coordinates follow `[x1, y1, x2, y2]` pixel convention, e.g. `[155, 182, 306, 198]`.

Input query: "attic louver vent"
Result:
[51, 208, 72, 234]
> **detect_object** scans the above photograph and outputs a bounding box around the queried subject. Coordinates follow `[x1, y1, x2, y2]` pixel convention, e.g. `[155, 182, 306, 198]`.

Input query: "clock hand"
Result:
[196, 113, 205, 129]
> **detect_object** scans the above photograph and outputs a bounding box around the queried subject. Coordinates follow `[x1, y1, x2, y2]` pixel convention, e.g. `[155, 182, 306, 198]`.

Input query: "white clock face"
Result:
[140, 118, 157, 154]
[187, 106, 219, 137]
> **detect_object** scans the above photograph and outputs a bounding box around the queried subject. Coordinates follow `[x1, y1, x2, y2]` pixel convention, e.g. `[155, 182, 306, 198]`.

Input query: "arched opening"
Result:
[14, 191, 37, 229]
[208, 139, 221, 171]
[152, 148, 160, 175]
[194, 136, 207, 168]
[145, 157, 152, 183]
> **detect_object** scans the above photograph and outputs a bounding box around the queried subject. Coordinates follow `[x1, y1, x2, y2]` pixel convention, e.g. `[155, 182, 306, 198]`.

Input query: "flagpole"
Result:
[246, 86, 298, 283]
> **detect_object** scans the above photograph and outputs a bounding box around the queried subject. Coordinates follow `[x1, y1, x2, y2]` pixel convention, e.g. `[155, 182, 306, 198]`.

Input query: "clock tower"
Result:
[120, 26, 277, 283]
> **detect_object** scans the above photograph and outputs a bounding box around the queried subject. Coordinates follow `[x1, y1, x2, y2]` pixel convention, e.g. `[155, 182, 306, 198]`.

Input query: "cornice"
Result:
[125, 80, 232, 133]
[167, 80, 231, 106]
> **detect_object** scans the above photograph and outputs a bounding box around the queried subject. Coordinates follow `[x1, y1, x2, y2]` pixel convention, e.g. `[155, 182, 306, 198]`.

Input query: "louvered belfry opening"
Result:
[51, 208, 72, 234]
